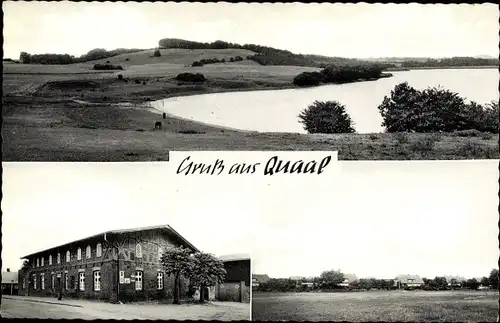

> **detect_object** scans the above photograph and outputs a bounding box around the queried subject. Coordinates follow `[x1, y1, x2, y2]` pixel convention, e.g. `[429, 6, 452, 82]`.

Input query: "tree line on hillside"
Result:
[19, 48, 143, 65]
[191, 56, 245, 67]
[298, 82, 499, 134]
[158, 38, 329, 67]
[293, 65, 389, 87]
[255, 269, 499, 293]
[401, 57, 499, 68]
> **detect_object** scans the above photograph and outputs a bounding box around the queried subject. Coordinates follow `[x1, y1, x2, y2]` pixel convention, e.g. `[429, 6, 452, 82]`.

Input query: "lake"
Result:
[150, 68, 499, 134]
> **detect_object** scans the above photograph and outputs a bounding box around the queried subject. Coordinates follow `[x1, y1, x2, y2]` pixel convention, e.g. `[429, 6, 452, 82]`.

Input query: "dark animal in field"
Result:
[162, 113, 166, 119]
[155, 122, 162, 129]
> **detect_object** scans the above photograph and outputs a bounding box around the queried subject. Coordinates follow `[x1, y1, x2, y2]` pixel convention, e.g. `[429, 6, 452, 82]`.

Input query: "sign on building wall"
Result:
[124, 278, 131, 284]
[119, 271, 125, 284]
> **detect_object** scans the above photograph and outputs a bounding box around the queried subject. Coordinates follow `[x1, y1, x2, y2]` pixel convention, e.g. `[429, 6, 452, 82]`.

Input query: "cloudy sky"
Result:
[2, 154, 498, 281]
[3, 2, 498, 59]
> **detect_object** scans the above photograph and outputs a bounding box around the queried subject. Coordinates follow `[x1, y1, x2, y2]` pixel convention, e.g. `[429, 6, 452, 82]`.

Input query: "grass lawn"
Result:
[252, 290, 499, 322]
[3, 57, 498, 161]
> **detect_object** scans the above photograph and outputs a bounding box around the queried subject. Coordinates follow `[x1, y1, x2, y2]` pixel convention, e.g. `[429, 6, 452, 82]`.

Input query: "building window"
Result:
[77, 248, 82, 260]
[86, 245, 91, 259]
[94, 271, 101, 291]
[36, 258, 39, 268]
[157, 272, 164, 290]
[33, 274, 37, 290]
[49, 255, 52, 266]
[135, 271, 143, 290]
[66, 251, 70, 262]
[136, 244, 142, 258]
[158, 247, 163, 261]
[41, 274, 45, 290]
[52, 274, 55, 290]
[96, 243, 102, 257]
[41, 257, 44, 267]
[65, 273, 68, 290]
[79, 272, 85, 291]
[57, 253, 61, 264]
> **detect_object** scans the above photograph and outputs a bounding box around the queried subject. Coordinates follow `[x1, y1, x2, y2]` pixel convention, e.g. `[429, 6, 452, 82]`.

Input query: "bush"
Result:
[192, 61, 203, 67]
[93, 64, 123, 70]
[117, 74, 123, 81]
[298, 100, 356, 134]
[135, 79, 141, 84]
[153, 48, 161, 57]
[175, 73, 206, 83]
[378, 83, 499, 133]
[293, 72, 323, 86]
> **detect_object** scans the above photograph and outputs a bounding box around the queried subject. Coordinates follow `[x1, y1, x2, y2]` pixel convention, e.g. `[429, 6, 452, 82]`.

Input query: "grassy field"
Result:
[252, 290, 499, 322]
[3, 50, 499, 161]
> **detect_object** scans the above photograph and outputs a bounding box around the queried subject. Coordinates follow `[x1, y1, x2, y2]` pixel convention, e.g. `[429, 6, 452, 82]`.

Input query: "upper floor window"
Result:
[36, 258, 40, 267]
[49, 255, 52, 265]
[41, 257, 44, 267]
[86, 245, 91, 259]
[77, 248, 82, 260]
[136, 244, 142, 258]
[57, 253, 61, 264]
[96, 243, 102, 257]
[158, 247, 163, 261]
[66, 250, 70, 262]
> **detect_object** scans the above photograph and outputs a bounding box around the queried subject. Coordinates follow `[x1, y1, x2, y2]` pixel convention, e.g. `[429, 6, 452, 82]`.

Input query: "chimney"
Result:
[7, 268, 10, 272]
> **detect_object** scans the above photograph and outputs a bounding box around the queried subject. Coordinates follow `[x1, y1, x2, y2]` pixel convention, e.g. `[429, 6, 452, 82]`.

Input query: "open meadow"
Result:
[3, 48, 499, 161]
[252, 290, 500, 322]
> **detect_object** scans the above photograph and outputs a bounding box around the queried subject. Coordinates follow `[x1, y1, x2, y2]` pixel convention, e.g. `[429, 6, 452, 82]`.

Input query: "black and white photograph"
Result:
[0, 162, 251, 320]
[2, 2, 498, 161]
[251, 160, 499, 322]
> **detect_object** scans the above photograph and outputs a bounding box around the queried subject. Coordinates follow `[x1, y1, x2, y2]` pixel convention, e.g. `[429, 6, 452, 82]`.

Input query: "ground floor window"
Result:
[135, 271, 143, 291]
[33, 274, 37, 290]
[65, 273, 68, 290]
[157, 272, 164, 290]
[93, 271, 101, 291]
[79, 272, 85, 291]
[41, 274, 45, 290]
[51, 274, 55, 290]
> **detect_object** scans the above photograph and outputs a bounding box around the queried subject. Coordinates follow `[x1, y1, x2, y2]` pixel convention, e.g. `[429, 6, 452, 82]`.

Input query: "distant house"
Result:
[394, 274, 425, 288]
[289, 276, 305, 282]
[252, 274, 270, 288]
[2, 268, 19, 295]
[445, 276, 466, 287]
[339, 274, 358, 287]
[300, 282, 314, 288]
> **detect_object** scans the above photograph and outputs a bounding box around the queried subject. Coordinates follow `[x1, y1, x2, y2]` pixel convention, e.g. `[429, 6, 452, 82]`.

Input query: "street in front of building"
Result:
[1, 295, 250, 320]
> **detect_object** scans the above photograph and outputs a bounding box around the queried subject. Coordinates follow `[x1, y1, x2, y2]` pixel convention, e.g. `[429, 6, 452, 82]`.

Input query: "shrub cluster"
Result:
[175, 73, 206, 83]
[293, 65, 385, 87]
[378, 82, 499, 133]
[20, 48, 143, 65]
[191, 56, 244, 67]
[298, 100, 356, 133]
[93, 64, 123, 70]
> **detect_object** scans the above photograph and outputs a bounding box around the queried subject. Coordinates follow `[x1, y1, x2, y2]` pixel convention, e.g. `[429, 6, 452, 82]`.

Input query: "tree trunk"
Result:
[173, 272, 180, 305]
[199, 285, 205, 303]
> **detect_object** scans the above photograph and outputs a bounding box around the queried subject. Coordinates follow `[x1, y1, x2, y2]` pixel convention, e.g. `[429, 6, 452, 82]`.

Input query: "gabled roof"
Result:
[2, 272, 18, 284]
[219, 254, 250, 262]
[395, 274, 424, 284]
[343, 274, 358, 282]
[252, 274, 271, 282]
[21, 224, 198, 259]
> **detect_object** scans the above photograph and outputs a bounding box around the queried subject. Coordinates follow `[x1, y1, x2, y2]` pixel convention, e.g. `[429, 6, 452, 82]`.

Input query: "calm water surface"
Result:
[150, 69, 499, 133]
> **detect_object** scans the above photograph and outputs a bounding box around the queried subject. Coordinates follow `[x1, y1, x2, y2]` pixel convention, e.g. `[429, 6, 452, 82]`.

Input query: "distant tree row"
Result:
[256, 269, 499, 293]
[19, 48, 143, 65]
[293, 65, 388, 87]
[401, 57, 499, 68]
[298, 83, 499, 134]
[158, 38, 321, 67]
[191, 56, 245, 67]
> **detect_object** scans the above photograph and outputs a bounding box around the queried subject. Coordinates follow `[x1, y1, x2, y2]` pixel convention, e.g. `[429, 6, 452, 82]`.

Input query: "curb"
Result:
[2, 296, 83, 308]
